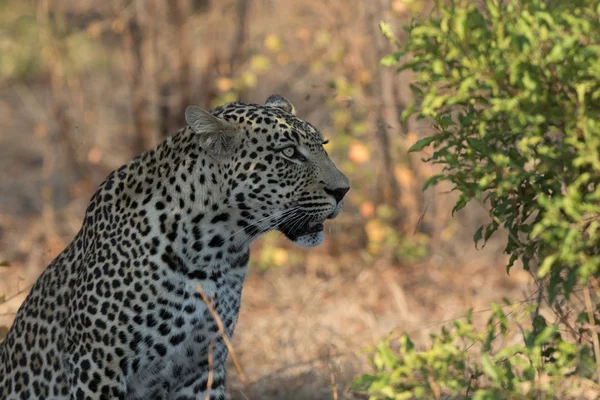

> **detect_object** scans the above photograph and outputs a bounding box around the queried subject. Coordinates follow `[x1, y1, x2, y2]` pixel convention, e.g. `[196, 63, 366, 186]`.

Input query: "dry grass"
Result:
[224, 251, 532, 399]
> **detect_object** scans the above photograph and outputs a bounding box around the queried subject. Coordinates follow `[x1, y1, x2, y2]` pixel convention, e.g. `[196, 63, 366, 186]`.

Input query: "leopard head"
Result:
[185, 95, 349, 248]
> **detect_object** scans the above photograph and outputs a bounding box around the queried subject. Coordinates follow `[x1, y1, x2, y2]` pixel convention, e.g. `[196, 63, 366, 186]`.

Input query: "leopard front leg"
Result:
[169, 368, 227, 400]
[168, 335, 230, 400]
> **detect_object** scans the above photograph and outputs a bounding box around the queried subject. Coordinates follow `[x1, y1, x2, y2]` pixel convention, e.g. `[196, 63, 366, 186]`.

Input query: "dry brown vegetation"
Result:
[0, 0, 537, 398]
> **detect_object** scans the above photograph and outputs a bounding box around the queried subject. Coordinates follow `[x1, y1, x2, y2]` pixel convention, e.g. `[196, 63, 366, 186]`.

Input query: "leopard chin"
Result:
[292, 230, 325, 248]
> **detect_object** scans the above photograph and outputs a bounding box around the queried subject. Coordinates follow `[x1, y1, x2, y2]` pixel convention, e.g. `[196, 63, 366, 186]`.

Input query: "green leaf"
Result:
[349, 374, 378, 391]
[381, 51, 405, 67]
[375, 340, 398, 370]
[491, 302, 508, 336]
[537, 254, 557, 278]
[534, 325, 558, 346]
[481, 354, 502, 383]
[379, 21, 395, 41]
[452, 195, 469, 216]
[506, 253, 518, 274]
[432, 59, 445, 75]
[484, 221, 499, 243]
[523, 366, 535, 380]
[474, 226, 483, 248]
[408, 136, 438, 153]
[495, 345, 526, 359]
[422, 174, 445, 191]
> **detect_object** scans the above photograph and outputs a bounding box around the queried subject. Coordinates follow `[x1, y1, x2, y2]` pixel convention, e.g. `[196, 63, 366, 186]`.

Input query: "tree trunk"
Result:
[123, 0, 154, 153]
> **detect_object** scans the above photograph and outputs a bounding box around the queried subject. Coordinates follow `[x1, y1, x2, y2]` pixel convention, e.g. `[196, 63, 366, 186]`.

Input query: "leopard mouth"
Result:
[326, 200, 344, 219]
[279, 219, 324, 241]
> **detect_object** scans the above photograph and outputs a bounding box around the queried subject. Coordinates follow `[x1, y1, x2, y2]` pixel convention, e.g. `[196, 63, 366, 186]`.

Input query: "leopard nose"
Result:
[324, 186, 349, 204]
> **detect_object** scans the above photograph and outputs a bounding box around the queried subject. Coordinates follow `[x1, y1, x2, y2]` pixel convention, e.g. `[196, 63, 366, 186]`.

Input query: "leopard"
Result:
[0, 94, 349, 400]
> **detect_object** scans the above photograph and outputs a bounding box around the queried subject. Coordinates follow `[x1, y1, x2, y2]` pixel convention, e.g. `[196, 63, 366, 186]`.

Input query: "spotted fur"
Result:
[0, 95, 349, 400]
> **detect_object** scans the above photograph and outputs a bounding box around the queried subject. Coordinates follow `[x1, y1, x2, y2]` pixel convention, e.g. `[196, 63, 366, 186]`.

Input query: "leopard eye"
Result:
[279, 145, 308, 163]
[282, 147, 295, 158]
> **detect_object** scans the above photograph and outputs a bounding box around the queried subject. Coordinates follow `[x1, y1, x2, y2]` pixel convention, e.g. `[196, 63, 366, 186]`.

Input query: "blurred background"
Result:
[0, 0, 535, 398]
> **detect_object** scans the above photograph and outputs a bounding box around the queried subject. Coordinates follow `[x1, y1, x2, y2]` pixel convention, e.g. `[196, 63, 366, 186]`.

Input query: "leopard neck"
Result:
[106, 127, 253, 277]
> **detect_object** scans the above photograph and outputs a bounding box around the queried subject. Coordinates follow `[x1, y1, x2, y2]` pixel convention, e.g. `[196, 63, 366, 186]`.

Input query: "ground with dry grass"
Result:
[0, 231, 533, 400]
[226, 250, 532, 399]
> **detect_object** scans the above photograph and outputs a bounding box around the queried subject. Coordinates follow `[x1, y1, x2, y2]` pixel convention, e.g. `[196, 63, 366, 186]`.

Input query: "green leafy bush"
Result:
[352, 305, 595, 399]
[398, 0, 600, 298]
[353, 0, 600, 398]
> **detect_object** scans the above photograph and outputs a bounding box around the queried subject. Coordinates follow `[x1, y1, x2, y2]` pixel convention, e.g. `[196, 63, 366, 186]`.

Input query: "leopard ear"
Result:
[185, 106, 238, 157]
[265, 94, 296, 116]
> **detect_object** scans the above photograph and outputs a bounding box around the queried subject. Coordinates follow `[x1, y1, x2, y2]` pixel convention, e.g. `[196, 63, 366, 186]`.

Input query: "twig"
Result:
[122, 0, 154, 154]
[553, 299, 584, 343]
[228, 0, 249, 76]
[465, 288, 541, 352]
[413, 201, 430, 236]
[37, 0, 90, 182]
[367, 0, 403, 217]
[205, 339, 214, 400]
[465, 372, 482, 398]
[373, 287, 589, 349]
[0, 285, 34, 307]
[591, 278, 600, 298]
[583, 285, 600, 382]
[427, 376, 441, 400]
[531, 276, 544, 337]
[327, 345, 339, 400]
[196, 285, 248, 384]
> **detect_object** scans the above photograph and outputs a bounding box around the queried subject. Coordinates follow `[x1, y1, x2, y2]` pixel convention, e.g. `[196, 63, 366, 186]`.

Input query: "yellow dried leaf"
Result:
[348, 142, 370, 164]
[264, 34, 282, 52]
[240, 72, 257, 88]
[357, 70, 372, 85]
[219, 63, 231, 75]
[87, 22, 102, 39]
[87, 148, 102, 165]
[310, 61, 324, 74]
[365, 220, 385, 243]
[250, 55, 271, 72]
[360, 202, 375, 218]
[405, 132, 419, 147]
[376, 204, 396, 219]
[296, 27, 310, 41]
[333, 110, 351, 129]
[392, 0, 409, 14]
[216, 78, 233, 92]
[315, 30, 331, 48]
[440, 221, 458, 242]
[111, 19, 125, 34]
[394, 164, 414, 187]
[34, 123, 47, 139]
[276, 53, 290, 66]
[272, 248, 289, 266]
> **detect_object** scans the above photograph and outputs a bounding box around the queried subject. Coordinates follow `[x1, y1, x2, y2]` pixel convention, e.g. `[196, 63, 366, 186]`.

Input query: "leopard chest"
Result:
[122, 266, 247, 396]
